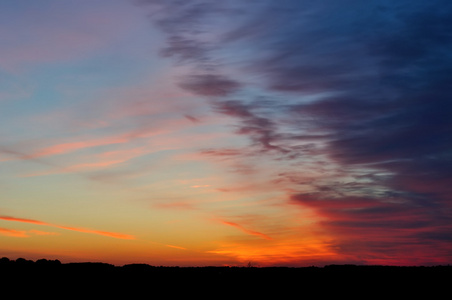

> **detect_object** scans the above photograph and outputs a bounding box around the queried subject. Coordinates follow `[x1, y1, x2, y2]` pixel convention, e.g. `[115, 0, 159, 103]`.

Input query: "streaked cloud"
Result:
[0, 227, 29, 238]
[1, 0, 451, 266]
[220, 220, 272, 241]
[0, 215, 134, 240]
[139, 0, 452, 264]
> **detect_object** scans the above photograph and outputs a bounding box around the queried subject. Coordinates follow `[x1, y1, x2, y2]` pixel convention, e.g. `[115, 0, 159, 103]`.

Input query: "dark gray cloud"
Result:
[179, 74, 241, 97]
[140, 0, 452, 264]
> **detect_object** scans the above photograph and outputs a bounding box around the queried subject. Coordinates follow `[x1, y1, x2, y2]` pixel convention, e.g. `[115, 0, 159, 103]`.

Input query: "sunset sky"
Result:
[1, 0, 451, 266]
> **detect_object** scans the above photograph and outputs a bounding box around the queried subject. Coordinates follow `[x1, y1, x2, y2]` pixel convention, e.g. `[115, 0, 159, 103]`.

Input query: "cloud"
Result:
[165, 244, 187, 250]
[290, 191, 452, 264]
[184, 114, 201, 123]
[0, 216, 47, 225]
[0, 227, 60, 238]
[57, 225, 134, 240]
[142, 0, 452, 264]
[0, 227, 29, 238]
[279, 2, 452, 260]
[213, 100, 282, 151]
[29, 137, 127, 159]
[179, 74, 241, 97]
[0, 215, 134, 240]
[220, 220, 272, 240]
[200, 148, 243, 158]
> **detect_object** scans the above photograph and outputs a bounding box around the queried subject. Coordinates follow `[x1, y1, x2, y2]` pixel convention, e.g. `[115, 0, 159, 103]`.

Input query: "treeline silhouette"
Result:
[1, 256, 450, 296]
[1, 256, 449, 281]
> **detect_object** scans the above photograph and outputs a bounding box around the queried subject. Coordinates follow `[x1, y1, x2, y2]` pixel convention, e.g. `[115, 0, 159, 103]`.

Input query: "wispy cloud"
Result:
[165, 244, 187, 250]
[141, 0, 452, 264]
[0, 215, 134, 240]
[0, 227, 60, 238]
[0, 227, 29, 238]
[0, 216, 47, 225]
[219, 220, 272, 240]
[1, 0, 451, 266]
[28, 137, 128, 159]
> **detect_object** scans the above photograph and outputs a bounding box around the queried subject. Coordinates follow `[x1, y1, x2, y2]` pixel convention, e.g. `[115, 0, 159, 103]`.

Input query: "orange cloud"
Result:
[0, 216, 47, 225]
[165, 244, 187, 250]
[220, 220, 272, 240]
[0, 227, 29, 238]
[0, 215, 134, 240]
[57, 225, 134, 240]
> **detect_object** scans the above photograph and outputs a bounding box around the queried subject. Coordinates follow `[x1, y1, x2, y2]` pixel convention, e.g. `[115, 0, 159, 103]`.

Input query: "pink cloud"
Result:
[29, 136, 129, 159]
[20, 125, 169, 163]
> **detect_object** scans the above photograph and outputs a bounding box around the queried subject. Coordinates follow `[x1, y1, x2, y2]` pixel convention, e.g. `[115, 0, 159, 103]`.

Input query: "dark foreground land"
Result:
[1, 257, 450, 295]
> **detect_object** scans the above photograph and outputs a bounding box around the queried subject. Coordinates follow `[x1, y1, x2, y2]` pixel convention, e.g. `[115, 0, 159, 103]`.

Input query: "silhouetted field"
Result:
[1, 257, 450, 295]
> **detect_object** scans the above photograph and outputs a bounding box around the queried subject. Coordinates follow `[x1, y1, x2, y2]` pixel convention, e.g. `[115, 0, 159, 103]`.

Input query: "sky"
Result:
[0, 0, 451, 267]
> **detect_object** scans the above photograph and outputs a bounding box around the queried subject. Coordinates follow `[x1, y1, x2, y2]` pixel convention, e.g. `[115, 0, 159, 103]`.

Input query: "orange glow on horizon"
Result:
[207, 238, 340, 267]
